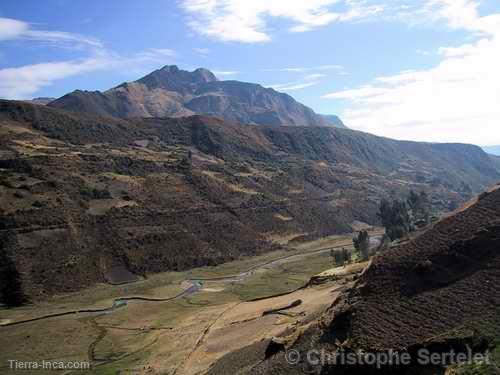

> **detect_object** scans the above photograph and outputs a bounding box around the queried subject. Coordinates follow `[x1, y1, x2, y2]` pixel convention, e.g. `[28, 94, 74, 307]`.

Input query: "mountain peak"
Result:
[49, 65, 340, 127]
[136, 65, 218, 93]
[159, 64, 180, 73]
[193, 67, 218, 82]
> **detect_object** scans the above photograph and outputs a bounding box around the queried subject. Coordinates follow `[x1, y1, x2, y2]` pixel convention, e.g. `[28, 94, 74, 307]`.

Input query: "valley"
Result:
[2, 1, 500, 373]
[243, 186, 500, 375]
[0, 230, 375, 374]
[1, 99, 498, 305]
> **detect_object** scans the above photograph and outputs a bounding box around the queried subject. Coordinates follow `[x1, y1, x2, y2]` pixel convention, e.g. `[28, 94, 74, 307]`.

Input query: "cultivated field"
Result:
[0, 231, 376, 374]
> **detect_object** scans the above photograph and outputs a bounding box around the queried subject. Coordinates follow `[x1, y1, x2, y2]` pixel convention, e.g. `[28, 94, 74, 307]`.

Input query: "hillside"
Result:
[48, 65, 338, 128]
[244, 187, 500, 374]
[320, 114, 347, 128]
[26, 97, 56, 106]
[0, 99, 499, 303]
[483, 145, 500, 156]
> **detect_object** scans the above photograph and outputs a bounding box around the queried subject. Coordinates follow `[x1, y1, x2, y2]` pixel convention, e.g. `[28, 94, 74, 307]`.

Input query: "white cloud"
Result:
[0, 17, 178, 99]
[0, 47, 180, 99]
[0, 58, 113, 99]
[0, 18, 28, 41]
[271, 81, 321, 91]
[269, 73, 324, 92]
[135, 48, 177, 61]
[180, 0, 384, 43]
[263, 64, 345, 73]
[323, 1, 500, 146]
[193, 47, 211, 55]
[212, 70, 240, 77]
[304, 73, 327, 80]
[0, 17, 103, 49]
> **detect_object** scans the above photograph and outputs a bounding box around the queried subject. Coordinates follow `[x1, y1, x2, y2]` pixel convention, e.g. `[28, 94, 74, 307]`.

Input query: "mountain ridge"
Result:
[1, 99, 499, 302]
[483, 145, 500, 156]
[48, 65, 342, 128]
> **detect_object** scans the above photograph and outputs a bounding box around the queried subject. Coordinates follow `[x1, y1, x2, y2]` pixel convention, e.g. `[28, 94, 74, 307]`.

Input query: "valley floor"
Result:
[0, 230, 381, 375]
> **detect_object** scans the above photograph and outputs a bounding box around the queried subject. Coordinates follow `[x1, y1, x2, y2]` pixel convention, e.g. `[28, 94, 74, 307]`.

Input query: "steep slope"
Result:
[483, 145, 500, 156]
[320, 114, 348, 128]
[48, 65, 331, 127]
[0, 100, 499, 303]
[246, 187, 500, 375]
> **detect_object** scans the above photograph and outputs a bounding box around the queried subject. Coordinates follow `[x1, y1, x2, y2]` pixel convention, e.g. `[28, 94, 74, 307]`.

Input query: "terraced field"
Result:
[244, 186, 500, 375]
[1, 99, 498, 303]
[0, 231, 370, 374]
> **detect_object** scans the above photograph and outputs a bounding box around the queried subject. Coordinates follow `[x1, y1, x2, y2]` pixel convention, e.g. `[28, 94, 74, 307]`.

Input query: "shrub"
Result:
[79, 186, 112, 199]
[32, 200, 46, 208]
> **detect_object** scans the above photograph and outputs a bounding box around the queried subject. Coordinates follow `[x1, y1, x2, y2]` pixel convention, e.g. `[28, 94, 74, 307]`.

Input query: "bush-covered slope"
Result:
[0, 100, 499, 302]
[247, 187, 500, 375]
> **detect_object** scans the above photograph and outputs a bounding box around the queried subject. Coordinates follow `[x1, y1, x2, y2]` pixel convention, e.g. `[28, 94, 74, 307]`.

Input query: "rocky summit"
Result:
[48, 65, 339, 128]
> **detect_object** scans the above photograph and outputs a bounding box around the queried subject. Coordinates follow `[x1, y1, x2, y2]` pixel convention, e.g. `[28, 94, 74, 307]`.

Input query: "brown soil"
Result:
[245, 188, 500, 374]
[1, 99, 499, 303]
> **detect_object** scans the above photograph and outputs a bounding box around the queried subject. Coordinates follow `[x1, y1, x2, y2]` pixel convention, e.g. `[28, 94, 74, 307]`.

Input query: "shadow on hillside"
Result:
[0, 237, 26, 307]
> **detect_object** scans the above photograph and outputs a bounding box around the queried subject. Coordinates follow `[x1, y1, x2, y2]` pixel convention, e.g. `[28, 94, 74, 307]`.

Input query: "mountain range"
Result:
[48, 65, 346, 128]
[1, 65, 500, 303]
[0, 96, 499, 302]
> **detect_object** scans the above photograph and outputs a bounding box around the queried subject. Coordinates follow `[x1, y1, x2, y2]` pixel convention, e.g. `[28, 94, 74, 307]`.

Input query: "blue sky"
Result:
[1, 0, 500, 146]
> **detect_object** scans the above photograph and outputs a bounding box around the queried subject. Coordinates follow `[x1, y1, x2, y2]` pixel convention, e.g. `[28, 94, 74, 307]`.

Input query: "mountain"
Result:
[483, 145, 500, 156]
[320, 114, 347, 128]
[241, 187, 500, 374]
[48, 65, 333, 127]
[25, 97, 56, 105]
[0, 100, 499, 302]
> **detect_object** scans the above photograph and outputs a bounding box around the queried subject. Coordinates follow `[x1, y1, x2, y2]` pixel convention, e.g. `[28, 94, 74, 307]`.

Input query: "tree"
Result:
[407, 190, 430, 227]
[0, 235, 26, 307]
[378, 198, 411, 241]
[378, 198, 393, 230]
[342, 247, 351, 265]
[353, 231, 370, 261]
[330, 249, 337, 267]
[334, 249, 345, 267]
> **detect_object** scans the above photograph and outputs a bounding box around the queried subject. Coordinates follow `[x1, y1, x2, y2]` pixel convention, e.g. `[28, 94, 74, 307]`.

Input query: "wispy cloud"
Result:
[268, 73, 324, 92]
[262, 64, 345, 73]
[212, 70, 240, 77]
[0, 58, 112, 99]
[135, 48, 177, 61]
[0, 48, 180, 99]
[180, 0, 384, 43]
[322, 0, 500, 145]
[0, 17, 178, 99]
[193, 47, 211, 56]
[0, 17, 103, 49]
[271, 81, 321, 91]
[0, 17, 28, 41]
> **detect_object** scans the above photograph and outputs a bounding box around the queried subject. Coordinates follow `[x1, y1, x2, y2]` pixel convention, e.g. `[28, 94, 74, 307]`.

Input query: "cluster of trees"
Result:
[378, 190, 431, 241]
[329, 190, 431, 268]
[330, 230, 371, 267]
[353, 230, 370, 261]
[331, 247, 350, 267]
[407, 190, 431, 225]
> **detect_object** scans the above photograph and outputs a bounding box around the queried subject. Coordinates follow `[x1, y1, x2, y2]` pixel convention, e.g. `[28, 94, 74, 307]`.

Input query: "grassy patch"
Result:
[231, 252, 334, 301]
